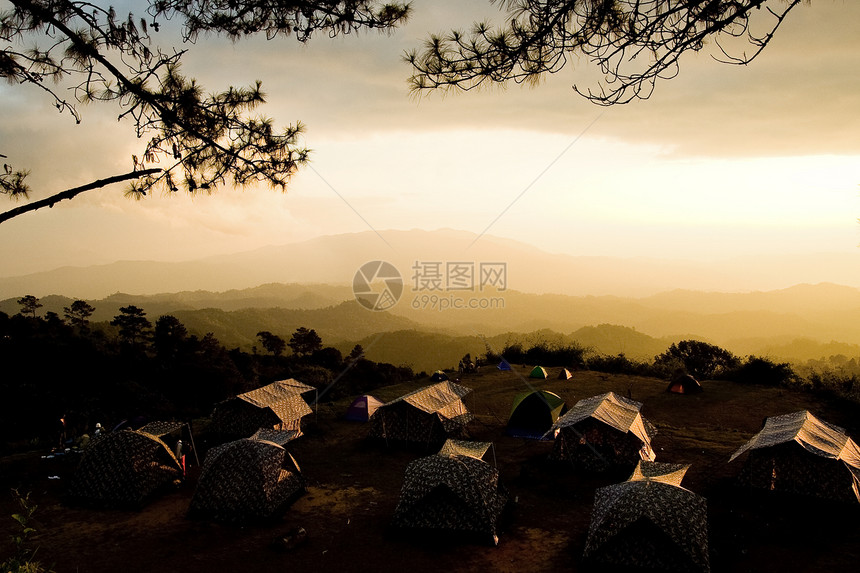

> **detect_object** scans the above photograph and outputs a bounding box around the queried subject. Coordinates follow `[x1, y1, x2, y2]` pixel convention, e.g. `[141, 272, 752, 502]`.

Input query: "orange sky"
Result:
[0, 1, 858, 284]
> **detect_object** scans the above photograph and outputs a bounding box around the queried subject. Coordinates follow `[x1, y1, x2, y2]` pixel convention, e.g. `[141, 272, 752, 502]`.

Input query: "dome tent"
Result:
[438, 438, 494, 463]
[345, 394, 384, 422]
[189, 436, 304, 523]
[209, 379, 315, 441]
[544, 392, 656, 472]
[528, 365, 548, 379]
[667, 374, 703, 394]
[583, 461, 710, 573]
[369, 380, 473, 449]
[506, 390, 568, 439]
[67, 428, 183, 508]
[391, 443, 509, 545]
[729, 410, 860, 504]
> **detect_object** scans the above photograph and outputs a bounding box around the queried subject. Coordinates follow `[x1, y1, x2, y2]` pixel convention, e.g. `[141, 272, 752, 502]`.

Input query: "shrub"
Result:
[654, 340, 740, 380]
[587, 353, 658, 376]
[805, 369, 859, 396]
[721, 356, 799, 387]
[487, 341, 589, 368]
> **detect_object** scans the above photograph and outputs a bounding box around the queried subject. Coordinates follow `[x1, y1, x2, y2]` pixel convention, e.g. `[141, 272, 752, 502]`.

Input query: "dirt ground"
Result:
[2, 367, 859, 572]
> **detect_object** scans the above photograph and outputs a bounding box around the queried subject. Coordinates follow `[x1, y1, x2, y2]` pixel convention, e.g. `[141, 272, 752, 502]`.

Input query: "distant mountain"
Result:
[3, 228, 860, 299]
[3, 278, 860, 370]
[169, 301, 435, 348]
[641, 283, 860, 315]
[0, 284, 352, 322]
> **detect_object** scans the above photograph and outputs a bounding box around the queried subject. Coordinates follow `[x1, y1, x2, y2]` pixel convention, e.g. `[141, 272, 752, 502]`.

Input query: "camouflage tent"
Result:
[391, 448, 509, 545]
[209, 379, 314, 441]
[369, 381, 473, 448]
[583, 461, 710, 573]
[729, 410, 860, 503]
[67, 429, 183, 508]
[250, 428, 300, 446]
[137, 420, 185, 437]
[189, 437, 304, 522]
[137, 420, 189, 459]
[543, 392, 656, 472]
[437, 439, 493, 462]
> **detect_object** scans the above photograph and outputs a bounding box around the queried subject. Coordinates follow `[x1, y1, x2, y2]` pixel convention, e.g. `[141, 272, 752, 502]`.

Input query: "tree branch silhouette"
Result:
[406, 0, 804, 105]
[0, 169, 162, 224]
[1, 0, 410, 221]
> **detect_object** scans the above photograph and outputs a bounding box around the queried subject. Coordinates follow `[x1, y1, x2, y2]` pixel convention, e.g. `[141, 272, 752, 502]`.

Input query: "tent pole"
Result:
[186, 422, 200, 466]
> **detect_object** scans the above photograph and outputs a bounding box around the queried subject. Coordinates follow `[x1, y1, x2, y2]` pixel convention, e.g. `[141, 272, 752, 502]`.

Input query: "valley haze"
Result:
[2, 229, 858, 373]
[2, 229, 859, 299]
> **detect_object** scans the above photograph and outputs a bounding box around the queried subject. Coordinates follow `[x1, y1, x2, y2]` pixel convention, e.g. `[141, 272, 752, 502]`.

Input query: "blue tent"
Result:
[497, 360, 512, 371]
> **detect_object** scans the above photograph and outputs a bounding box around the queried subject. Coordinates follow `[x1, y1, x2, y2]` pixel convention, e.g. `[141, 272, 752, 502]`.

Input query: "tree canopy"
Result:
[654, 339, 740, 380]
[407, 0, 804, 104]
[257, 330, 287, 357]
[0, 0, 410, 223]
[16, 294, 42, 318]
[288, 326, 323, 356]
[111, 304, 153, 348]
[63, 299, 95, 330]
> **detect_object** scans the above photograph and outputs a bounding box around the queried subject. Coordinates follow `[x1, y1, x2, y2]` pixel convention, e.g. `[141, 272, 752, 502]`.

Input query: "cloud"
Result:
[1, 1, 858, 278]
[3, 0, 857, 199]
[221, 0, 860, 157]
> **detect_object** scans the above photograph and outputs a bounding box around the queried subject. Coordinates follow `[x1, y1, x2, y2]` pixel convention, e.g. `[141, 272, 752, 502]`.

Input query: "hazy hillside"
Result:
[0, 284, 351, 322]
[3, 280, 860, 370]
[335, 330, 489, 373]
[168, 302, 437, 348]
[3, 229, 860, 299]
[642, 283, 860, 314]
[335, 326, 680, 374]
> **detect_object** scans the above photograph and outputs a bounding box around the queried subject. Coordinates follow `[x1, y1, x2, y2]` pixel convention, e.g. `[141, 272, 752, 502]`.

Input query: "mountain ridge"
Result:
[3, 280, 859, 372]
[2, 228, 859, 299]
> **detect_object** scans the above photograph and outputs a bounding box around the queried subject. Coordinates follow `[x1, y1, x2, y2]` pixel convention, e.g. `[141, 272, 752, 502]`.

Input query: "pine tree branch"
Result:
[0, 168, 162, 224]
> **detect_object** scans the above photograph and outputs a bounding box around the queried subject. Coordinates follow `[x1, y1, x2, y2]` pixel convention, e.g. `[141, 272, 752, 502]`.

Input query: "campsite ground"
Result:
[2, 367, 860, 572]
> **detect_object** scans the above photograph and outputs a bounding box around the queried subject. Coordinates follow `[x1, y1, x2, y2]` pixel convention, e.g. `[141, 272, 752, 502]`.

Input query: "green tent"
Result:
[528, 366, 548, 379]
[507, 390, 567, 439]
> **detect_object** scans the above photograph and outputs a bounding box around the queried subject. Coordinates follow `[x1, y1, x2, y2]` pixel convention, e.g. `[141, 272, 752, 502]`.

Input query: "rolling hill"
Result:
[3, 280, 860, 372]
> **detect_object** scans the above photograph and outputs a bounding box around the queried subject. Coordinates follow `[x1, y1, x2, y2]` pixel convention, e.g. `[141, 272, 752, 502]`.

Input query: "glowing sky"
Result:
[1, 0, 858, 278]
